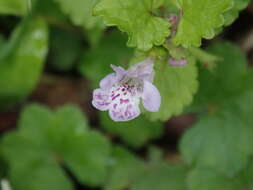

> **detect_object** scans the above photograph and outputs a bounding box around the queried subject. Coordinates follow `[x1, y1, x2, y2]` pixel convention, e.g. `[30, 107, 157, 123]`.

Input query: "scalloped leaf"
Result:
[94, 0, 170, 51]
[2, 104, 111, 189]
[146, 56, 198, 121]
[173, 0, 233, 47]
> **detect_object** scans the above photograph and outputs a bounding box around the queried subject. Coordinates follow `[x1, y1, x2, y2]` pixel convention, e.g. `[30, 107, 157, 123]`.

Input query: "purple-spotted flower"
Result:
[92, 59, 161, 122]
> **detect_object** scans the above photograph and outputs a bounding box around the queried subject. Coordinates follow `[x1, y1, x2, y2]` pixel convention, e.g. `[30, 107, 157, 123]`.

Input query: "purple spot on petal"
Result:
[112, 94, 120, 100]
[120, 99, 130, 104]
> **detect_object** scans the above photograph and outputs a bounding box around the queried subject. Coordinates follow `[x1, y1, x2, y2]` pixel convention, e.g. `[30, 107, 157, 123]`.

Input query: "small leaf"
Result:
[106, 146, 188, 190]
[187, 168, 243, 190]
[94, 0, 170, 51]
[180, 101, 253, 176]
[132, 163, 187, 190]
[100, 112, 163, 148]
[146, 56, 198, 121]
[105, 146, 145, 190]
[59, 131, 111, 186]
[18, 104, 53, 146]
[2, 133, 73, 190]
[0, 17, 48, 109]
[173, 0, 233, 47]
[47, 105, 89, 150]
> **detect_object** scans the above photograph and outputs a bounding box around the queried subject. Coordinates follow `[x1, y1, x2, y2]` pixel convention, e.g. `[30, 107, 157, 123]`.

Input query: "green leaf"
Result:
[224, 0, 251, 26]
[36, 0, 69, 21]
[105, 146, 145, 190]
[0, 0, 28, 15]
[18, 104, 53, 146]
[191, 42, 248, 112]
[187, 168, 243, 190]
[0, 17, 48, 109]
[61, 131, 111, 186]
[94, 0, 170, 51]
[132, 163, 187, 190]
[181, 42, 253, 177]
[44, 105, 110, 186]
[106, 146, 188, 190]
[146, 56, 198, 121]
[54, 0, 104, 30]
[173, 0, 233, 47]
[2, 104, 111, 188]
[100, 112, 163, 148]
[180, 105, 253, 176]
[79, 30, 133, 87]
[49, 26, 82, 71]
[2, 133, 73, 190]
[241, 160, 253, 189]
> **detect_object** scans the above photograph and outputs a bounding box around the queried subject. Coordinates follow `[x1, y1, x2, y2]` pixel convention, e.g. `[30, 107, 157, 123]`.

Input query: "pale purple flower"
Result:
[169, 58, 188, 67]
[92, 59, 161, 122]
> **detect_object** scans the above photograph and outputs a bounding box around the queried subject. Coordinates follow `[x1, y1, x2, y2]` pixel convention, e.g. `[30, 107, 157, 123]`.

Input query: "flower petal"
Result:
[99, 73, 117, 90]
[109, 102, 140, 122]
[111, 64, 126, 81]
[127, 58, 154, 81]
[141, 80, 161, 112]
[108, 87, 141, 122]
[92, 89, 111, 111]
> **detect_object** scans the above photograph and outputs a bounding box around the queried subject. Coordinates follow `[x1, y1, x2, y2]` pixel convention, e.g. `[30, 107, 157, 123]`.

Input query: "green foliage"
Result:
[0, 0, 28, 15]
[79, 30, 133, 87]
[241, 161, 253, 189]
[180, 42, 253, 177]
[187, 168, 243, 190]
[104, 146, 145, 190]
[49, 26, 82, 71]
[54, 0, 103, 30]
[180, 111, 253, 176]
[2, 104, 111, 189]
[132, 163, 187, 190]
[146, 56, 198, 121]
[94, 0, 171, 51]
[2, 132, 73, 190]
[53, 0, 105, 46]
[173, 0, 233, 47]
[105, 146, 188, 190]
[224, 0, 251, 26]
[192, 42, 248, 112]
[0, 16, 48, 109]
[100, 112, 163, 148]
